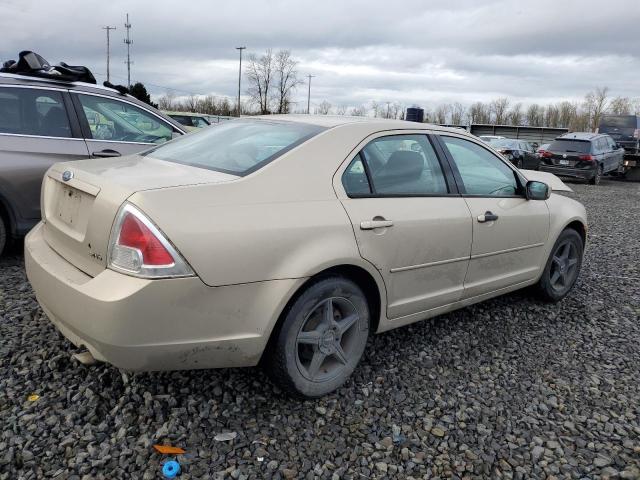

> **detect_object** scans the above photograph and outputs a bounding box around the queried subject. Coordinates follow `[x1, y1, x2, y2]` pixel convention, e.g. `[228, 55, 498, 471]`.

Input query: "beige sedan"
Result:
[25, 116, 587, 397]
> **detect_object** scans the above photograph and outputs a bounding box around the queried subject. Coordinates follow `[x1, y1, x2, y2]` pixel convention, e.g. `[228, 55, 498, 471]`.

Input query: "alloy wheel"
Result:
[549, 240, 579, 292]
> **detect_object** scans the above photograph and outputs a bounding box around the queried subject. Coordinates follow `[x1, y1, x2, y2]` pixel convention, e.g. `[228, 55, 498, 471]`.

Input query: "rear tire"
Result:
[537, 229, 583, 302]
[264, 276, 370, 398]
[589, 165, 603, 185]
[0, 215, 6, 256]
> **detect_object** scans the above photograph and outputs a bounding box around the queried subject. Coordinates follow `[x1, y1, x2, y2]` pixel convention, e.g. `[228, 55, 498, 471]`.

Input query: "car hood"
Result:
[520, 169, 573, 192]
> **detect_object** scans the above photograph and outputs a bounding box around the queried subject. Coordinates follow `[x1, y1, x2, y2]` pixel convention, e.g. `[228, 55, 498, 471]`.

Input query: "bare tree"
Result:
[544, 103, 560, 128]
[350, 105, 367, 116]
[525, 104, 544, 126]
[583, 86, 609, 131]
[316, 100, 332, 115]
[273, 50, 302, 114]
[507, 103, 523, 126]
[336, 104, 347, 115]
[246, 49, 274, 114]
[370, 101, 381, 118]
[450, 102, 467, 125]
[557, 101, 578, 128]
[157, 91, 176, 110]
[434, 104, 450, 124]
[609, 96, 632, 115]
[491, 97, 510, 124]
[469, 102, 490, 124]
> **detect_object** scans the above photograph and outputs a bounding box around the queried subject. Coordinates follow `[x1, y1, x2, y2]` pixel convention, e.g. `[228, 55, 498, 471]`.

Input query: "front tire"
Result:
[537, 229, 583, 302]
[265, 276, 370, 398]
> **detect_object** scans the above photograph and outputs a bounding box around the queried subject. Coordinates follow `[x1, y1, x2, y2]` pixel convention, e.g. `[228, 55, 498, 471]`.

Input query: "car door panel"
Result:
[437, 134, 550, 298]
[336, 133, 472, 319]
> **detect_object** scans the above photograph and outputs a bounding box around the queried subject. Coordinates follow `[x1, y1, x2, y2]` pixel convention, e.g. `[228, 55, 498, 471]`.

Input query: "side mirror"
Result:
[526, 180, 550, 200]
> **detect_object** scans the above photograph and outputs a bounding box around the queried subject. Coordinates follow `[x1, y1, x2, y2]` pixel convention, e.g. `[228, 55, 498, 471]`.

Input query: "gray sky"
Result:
[2, 0, 639, 111]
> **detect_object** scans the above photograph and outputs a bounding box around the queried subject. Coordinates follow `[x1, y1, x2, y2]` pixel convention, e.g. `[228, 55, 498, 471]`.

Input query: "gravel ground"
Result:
[1, 179, 639, 480]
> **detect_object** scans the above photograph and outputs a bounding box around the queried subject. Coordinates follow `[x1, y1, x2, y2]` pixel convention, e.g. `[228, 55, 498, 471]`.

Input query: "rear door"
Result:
[71, 92, 181, 159]
[437, 134, 550, 299]
[336, 132, 472, 319]
[0, 85, 89, 228]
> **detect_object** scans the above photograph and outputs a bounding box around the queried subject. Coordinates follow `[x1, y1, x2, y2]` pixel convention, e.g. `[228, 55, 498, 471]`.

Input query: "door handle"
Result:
[92, 149, 121, 158]
[360, 219, 394, 230]
[477, 211, 499, 223]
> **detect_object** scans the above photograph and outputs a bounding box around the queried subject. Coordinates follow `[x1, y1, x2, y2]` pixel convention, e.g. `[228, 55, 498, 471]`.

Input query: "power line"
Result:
[123, 13, 133, 88]
[101, 26, 116, 83]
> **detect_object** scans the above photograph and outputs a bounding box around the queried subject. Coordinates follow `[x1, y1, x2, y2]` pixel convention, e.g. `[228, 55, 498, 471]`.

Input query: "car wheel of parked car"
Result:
[589, 165, 603, 185]
[265, 276, 370, 398]
[0, 216, 7, 256]
[537, 229, 583, 302]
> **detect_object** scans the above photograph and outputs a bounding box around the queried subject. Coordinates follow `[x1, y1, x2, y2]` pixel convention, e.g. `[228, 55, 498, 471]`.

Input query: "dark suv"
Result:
[598, 115, 640, 154]
[538, 132, 624, 185]
[0, 72, 187, 254]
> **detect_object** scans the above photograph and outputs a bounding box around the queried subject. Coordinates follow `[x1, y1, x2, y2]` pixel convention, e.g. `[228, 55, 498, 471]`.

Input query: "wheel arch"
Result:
[260, 262, 386, 364]
[564, 219, 587, 246]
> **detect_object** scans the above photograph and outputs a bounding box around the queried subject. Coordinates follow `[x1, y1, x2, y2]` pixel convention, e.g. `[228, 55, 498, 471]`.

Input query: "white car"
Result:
[25, 116, 587, 397]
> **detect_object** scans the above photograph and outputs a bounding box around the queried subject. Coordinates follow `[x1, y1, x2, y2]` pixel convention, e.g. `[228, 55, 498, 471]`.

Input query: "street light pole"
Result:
[235, 47, 246, 117]
[307, 74, 315, 114]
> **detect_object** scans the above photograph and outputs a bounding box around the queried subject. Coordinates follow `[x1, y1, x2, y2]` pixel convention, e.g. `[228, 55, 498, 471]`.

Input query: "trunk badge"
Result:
[62, 170, 74, 182]
[562, 154, 567, 159]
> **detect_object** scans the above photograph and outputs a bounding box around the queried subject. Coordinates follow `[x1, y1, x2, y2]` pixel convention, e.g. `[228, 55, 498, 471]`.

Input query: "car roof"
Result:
[164, 111, 207, 117]
[253, 114, 466, 134]
[557, 132, 603, 141]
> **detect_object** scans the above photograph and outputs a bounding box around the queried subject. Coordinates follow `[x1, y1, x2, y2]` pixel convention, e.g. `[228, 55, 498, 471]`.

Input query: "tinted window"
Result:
[548, 140, 591, 154]
[78, 94, 173, 144]
[192, 117, 210, 128]
[442, 136, 519, 196]
[599, 116, 637, 129]
[0, 87, 71, 138]
[145, 120, 325, 175]
[342, 154, 371, 195]
[360, 135, 448, 195]
[169, 115, 192, 126]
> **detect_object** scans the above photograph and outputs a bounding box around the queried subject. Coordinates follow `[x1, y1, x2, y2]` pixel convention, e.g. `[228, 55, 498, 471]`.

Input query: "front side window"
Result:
[78, 94, 173, 144]
[0, 87, 71, 138]
[355, 134, 448, 195]
[441, 136, 520, 196]
[144, 119, 325, 175]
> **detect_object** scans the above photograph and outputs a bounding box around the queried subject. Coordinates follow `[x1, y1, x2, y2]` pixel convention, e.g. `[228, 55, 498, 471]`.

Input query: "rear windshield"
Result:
[599, 115, 637, 130]
[491, 139, 518, 149]
[548, 140, 591, 154]
[144, 120, 325, 175]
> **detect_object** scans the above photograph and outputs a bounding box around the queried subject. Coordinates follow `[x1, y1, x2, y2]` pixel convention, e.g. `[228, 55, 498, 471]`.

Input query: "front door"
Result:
[438, 135, 550, 299]
[72, 92, 179, 159]
[337, 133, 472, 319]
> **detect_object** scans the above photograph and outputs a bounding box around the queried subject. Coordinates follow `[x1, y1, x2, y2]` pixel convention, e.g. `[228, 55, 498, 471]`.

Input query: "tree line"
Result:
[150, 49, 640, 131]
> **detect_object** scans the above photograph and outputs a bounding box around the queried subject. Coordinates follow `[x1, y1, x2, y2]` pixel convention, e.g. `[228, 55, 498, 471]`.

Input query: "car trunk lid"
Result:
[42, 155, 238, 277]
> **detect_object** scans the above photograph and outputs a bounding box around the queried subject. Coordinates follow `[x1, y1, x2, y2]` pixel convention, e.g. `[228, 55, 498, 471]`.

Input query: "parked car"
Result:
[538, 132, 625, 185]
[598, 115, 640, 154]
[490, 138, 540, 169]
[163, 111, 212, 131]
[25, 116, 587, 397]
[537, 143, 550, 155]
[0, 72, 187, 254]
[478, 135, 505, 144]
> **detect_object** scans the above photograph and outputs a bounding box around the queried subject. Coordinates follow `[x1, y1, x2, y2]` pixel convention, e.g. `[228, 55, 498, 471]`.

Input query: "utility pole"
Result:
[386, 102, 391, 119]
[306, 74, 315, 114]
[235, 46, 246, 117]
[102, 26, 116, 83]
[123, 13, 133, 88]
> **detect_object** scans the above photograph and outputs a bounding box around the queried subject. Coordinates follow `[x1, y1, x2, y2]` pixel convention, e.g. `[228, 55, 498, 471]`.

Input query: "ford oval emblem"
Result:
[62, 170, 74, 182]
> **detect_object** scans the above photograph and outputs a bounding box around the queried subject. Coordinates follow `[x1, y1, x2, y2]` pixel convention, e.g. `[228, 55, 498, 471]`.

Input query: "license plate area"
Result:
[559, 159, 570, 166]
[44, 178, 97, 242]
[55, 185, 85, 226]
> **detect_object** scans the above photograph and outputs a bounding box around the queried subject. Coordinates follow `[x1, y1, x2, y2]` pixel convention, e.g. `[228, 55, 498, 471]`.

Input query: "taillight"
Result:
[578, 154, 594, 161]
[540, 150, 553, 158]
[634, 129, 640, 139]
[108, 203, 194, 278]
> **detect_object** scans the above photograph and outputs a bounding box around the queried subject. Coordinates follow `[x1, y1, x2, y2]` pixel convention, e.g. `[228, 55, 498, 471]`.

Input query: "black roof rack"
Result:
[0, 50, 97, 84]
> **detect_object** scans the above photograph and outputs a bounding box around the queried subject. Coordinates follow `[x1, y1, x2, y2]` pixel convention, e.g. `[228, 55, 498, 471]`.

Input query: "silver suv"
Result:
[0, 72, 187, 254]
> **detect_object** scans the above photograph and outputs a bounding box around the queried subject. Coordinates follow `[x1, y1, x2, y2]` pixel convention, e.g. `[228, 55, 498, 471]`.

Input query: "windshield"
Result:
[492, 139, 519, 149]
[548, 140, 591, 154]
[144, 119, 325, 175]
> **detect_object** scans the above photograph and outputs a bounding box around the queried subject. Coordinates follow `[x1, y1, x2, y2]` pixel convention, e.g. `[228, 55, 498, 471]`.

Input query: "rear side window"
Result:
[342, 154, 371, 195]
[0, 87, 71, 138]
[352, 135, 448, 195]
[548, 140, 591, 154]
[145, 120, 325, 176]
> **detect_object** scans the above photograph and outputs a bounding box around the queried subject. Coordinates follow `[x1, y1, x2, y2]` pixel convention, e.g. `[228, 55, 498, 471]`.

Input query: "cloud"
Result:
[1, 0, 638, 110]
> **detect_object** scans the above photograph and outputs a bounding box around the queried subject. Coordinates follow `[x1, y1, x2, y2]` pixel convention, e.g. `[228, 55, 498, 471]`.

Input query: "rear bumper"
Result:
[539, 164, 595, 180]
[25, 222, 303, 371]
